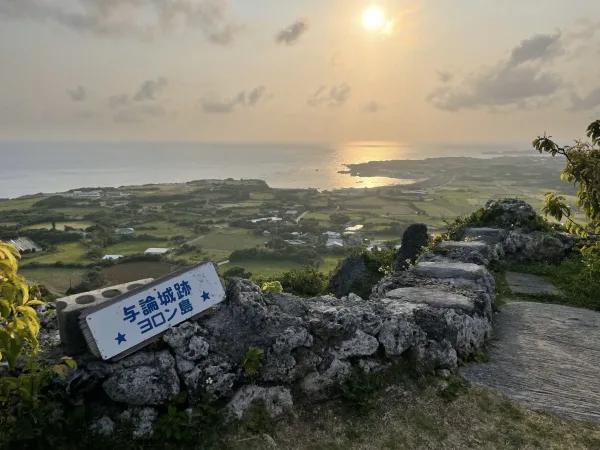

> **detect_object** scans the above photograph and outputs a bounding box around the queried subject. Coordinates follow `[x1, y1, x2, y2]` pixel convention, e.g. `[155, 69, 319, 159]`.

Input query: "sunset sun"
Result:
[363, 6, 384, 30]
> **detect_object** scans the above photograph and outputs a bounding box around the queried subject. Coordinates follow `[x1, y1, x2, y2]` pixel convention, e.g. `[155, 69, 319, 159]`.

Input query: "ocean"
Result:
[0, 141, 529, 199]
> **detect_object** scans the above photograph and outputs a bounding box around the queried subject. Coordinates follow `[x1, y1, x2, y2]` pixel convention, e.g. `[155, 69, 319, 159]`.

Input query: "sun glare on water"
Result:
[363, 6, 385, 30]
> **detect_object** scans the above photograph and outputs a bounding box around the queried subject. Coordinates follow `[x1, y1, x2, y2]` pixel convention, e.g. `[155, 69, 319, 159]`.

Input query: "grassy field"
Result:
[22, 221, 94, 231]
[21, 242, 92, 265]
[229, 381, 600, 450]
[0, 197, 43, 211]
[104, 240, 171, 255]
[137, 221, 195, 238]
[219, 255, 343, 278]
[21, 267, 86, 294]
[191, 228, 266, 255]
[103, 262, 174, 285]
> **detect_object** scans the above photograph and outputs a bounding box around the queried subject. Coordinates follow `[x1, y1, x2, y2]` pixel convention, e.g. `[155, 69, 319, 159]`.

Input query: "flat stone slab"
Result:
[412, 262, 488, 281]
[462, 227, 507, 245]
[385, 287, 474, 313]
[506, 272, 563, 296]
[462, 302, 600, 422]
[437, 241, 490, 259]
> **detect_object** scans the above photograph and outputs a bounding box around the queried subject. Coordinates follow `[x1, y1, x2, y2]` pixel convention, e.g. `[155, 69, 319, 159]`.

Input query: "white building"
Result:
[285, 210, 298, 216]
[263, 230, 271, 236]
[284, 240, 305, 246]
[326, 238, 344, 248]
[8, 237, 42, 253]
[72, 190, 102, 197]
[103, 254, 123, 260]
[145, 248, 170, 254]
[116, 228, 135, 235]
[324, 231, 341, 239]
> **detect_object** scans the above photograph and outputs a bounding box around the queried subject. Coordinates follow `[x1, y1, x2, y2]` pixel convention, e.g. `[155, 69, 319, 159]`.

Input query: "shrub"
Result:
[261, 281, 283, 293]
[0, 242, 45, 368]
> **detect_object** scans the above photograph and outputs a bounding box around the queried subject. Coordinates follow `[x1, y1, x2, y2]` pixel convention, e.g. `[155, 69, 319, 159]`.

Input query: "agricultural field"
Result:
[22, 221, 94, 230]
[103, 262, 174, 285]
[104, 240, 172, 255]
[21, 267, 86, 294]
[21, 242, 92, 266]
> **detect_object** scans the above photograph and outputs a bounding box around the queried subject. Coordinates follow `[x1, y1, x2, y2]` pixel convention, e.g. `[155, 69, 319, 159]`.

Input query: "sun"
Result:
[363, 6, 385, 30]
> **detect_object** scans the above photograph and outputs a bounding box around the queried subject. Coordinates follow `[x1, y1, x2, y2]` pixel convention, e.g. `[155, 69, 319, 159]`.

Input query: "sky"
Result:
[0, 0, 599, 144]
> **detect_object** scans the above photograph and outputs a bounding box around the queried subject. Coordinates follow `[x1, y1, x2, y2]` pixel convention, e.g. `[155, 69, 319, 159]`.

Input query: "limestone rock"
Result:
[182, 354, 239, 403]
[462, 228, 508, 246]
[411, 339, 457, 370]
[226, 385, 293, 420]
[333, 329, 380, 359]
[102, 351, 179, 405]
[503, 230, 572, 263]
[300, 359, 352, 395]
[328, 256, 370, 298]
[163, 322, 209, 360]
[89, 415, 115, 437]
[483, 198, 538, 229]
[396, 224, 429, 271]
[273, 327, 313, 354]
[118, 407, 158, 439]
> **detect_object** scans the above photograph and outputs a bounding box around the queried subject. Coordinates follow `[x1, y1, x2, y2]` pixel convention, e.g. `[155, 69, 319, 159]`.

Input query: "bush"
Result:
[0, 242, 45, 368]
[277, 266, 328, 297]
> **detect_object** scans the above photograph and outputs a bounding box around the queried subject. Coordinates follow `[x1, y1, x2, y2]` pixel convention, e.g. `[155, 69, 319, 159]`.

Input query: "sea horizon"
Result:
[0, 140, 532, 199]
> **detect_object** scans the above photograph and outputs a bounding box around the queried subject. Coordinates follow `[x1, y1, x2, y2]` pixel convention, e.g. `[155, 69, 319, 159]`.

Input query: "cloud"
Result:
[74, 110, 95, 119]
[200, 86, 268, 113]
[362, 101, 385, 113]
[436, 71, 454, 83]
[133, 77, 168, 102]
[308, 84, 351, 107]
[109, 94, 130, 109]
[0, 0, 241, 44]
[66, 85, 86, 102]
[113, 104, 167, 123]
[427, 33, 565, 111]
[276, 19, 309, 45]
[508, 32, 563, 67]
[570, 88, 600, 111]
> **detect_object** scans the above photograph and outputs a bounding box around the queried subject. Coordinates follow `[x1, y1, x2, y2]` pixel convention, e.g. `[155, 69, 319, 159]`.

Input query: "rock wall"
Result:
[35, 198, 572, 437]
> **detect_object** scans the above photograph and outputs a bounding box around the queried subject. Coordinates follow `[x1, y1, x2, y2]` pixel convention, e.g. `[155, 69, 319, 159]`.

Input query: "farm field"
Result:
[104, 240, 172, 255]
[21, 267, 86, 294]
[103, 262, 174, 285]
[21, 242, 92, 266]
[22, 221, 94, 230]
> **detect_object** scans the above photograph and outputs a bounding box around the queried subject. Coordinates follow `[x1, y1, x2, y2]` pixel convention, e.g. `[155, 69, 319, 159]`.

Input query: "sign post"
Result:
[79, 262, 225, 360]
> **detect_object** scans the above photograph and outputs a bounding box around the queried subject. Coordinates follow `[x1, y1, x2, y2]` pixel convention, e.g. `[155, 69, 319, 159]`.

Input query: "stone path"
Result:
[506, 272, 563, 296]
[462, 302, 600, 422]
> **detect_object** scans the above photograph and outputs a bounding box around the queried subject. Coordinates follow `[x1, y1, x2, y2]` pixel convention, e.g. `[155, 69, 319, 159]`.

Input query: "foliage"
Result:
[278, 266, 329, 297]
[261, 281, 283, 293]
[32, 195, 70, 208]
[329, 213, 352, 225]
[222, 266, 252, 280]
[240, 346, 264, 376]
[533, 119, 600, 285]
[0, 357, 76, 406]
[65, 267, 106, 295]
[533, 119, 600, 237]
[153, 404, 192, 442]
[0, 242, 45, 369]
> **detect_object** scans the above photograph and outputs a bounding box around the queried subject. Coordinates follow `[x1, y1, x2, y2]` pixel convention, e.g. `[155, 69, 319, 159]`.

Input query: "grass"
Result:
[0, 197, 43, 211]
[103, 262, 173, 285]
[21, 221, 94, 231]
[227, 381, 600, 450]
[21, 242, 92, 265]
[137, 221, 195, 238]
[501, 253, 600, 311]
[104, 240, 171, 255]
[190, 228, 267, 253]
[219, 260, 306, 278]
[21, 267, 86, 294]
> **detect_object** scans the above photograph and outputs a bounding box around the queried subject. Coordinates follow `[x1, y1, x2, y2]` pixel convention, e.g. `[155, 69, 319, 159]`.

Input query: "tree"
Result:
[0, 242, 44, 368]
[533, 119, 600, 279]
[533, 119, 600, 237]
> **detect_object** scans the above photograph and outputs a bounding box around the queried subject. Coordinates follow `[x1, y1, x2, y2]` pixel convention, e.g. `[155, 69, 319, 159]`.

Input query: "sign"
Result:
[79, 262, 225, 360]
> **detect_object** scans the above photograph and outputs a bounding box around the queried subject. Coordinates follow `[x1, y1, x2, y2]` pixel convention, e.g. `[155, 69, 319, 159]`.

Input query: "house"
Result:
[145, 248, 170, 254]
[285, 210, 298, 216]
[263, 230, 271, 236]
[290, 232, 301, 237]
[284, 240, 305, 246]
[7, 237, 42, 253]
[345, 224, 364, 232]
[116, 228, 135, 235]
[323, 231, 341, 239]
[326, 238, 344, 249]
[72, 190, 102, 197]
[103, 255, 123, 260]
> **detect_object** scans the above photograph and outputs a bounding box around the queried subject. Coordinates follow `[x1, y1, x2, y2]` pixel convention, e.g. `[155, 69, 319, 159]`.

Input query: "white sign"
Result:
[81, 263, 225, 360]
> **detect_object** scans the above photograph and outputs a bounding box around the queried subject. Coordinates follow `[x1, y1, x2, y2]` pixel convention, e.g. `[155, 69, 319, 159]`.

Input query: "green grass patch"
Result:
[21, 221, 94, 231]
[21, 267, 86, 294]
[0, 197, 43, 211]
[21, 242, 92, 265]
[104, 240, 171, 255]
[137, 221, 194, 238]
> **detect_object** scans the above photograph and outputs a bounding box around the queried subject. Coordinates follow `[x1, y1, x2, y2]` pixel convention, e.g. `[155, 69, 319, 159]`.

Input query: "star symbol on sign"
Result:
[115, 332, 127, 345]
[202, 291, 210, 301]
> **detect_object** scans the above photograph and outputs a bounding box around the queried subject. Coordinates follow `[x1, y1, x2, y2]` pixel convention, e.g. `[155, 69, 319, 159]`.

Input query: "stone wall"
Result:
[35, 199, 573, 438]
